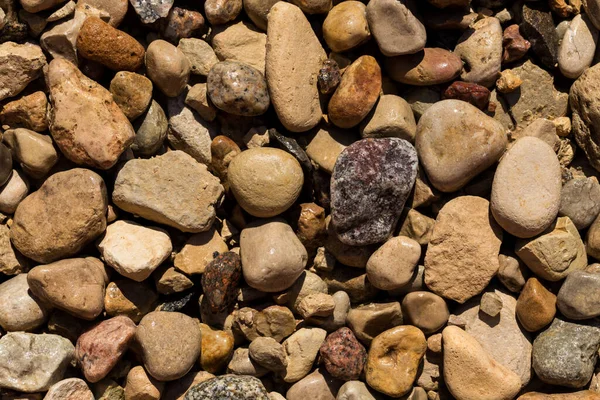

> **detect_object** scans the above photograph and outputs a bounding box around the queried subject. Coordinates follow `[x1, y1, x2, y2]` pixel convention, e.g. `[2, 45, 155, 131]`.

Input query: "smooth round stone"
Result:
[185, 375, 269, 399]
[401, 291, 449, 334]
[416, 99, 507, 193]
[207, 61, 269, 116]
[359, 94, 416, 141]
[322, 1, 370, 52]
[132, 100, 168, 156]
[558, 14, 598, 79]
[491, 136, 562, 238]
[516, 277, 557, 332]
[366, 236, 421, 290]
[0, 169, 29, 214]
[328, 55, 381, 129]
[228, 147, 303, 218]
[0, 274, 48, 332]
[557, 270, 600, 319]
[135, 311, 201, 381]
[204, 0, 242, 25]
[145, 40, 190, 97]
[559, 177, 600, 229]
[386, 48, 463, 86]
[200, 323, 235, 374]
[0, 143, 13, 187]
[286, 369, 337, 400]
[109, 71, 152, 121]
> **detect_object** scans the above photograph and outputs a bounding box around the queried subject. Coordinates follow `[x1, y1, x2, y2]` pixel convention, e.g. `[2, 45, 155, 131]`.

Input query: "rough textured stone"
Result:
[502, 24, 531, 64]
[521, 3, 559, 69]
[105, 280, 157, 323]
[282, 327, 327, 383]
[0, 42, 46, 101]
[211, 21, 266, 74]
[386, 48, 462, 86]
[319, 327, 366, 381]
[0, 274, 47, 332]
[174, 228, 228, 275]
[202, 251, 242, 313]
[178, 38, 218, 76]
[0, 91, 48, 132]
[184, 375, 269, 399]
[331, 138, 418, 246]
[110, 72, 152, 121]
[130, 0, 174, 23]
[161, 7, 204, 44]
[248, 336, 287, 373]
[346, 302, 403, 346]
[44, 378, 93, 400]
[560, 177, 600, 229]
[185, 83, 217, 122]
[557, 271, 600, 319]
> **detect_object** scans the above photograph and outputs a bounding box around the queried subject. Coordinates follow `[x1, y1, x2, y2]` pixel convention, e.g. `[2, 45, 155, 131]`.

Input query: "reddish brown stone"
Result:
[502, 24, 531, 64]
[319, 327, 367, 381]
[75, 316, 136, 383]
[201, 251, 242, 313]
[162, 7, 205, 44]
[442, 81, 491, 111]
[386, 48, 463, 86]
[0, 91, 48, 132]
[318, 59, 341, 95]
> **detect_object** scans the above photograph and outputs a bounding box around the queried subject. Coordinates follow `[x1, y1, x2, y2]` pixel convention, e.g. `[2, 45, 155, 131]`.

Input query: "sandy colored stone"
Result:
[43, 378, 93, 400]
[177, 38, 218, 76]
[3, 128, 58, 178]
[398, 208, 435, 245]
[266, 2, 326, 132]
[443, 326, 522, 400]
[295, 202, 326, 256]
[559, 14, 598, 79]
[0, 274, 47, 332]
[286, 369, 336, 400]
[46, 58, 134, 169]
[76, 0, 128, 26]
[480, 292, 502, 317]
[0, 42, 46, 101]
[154, 265, 193, 295]
[519, 392, 600, 400]
[110, 72, 152, 121]
[162, 371, 215, 400]
[0, 169, 29, 214]
[124, 366, 164, 400]
[105, 280, 158, 323]
[297, 292, 335, 319]
[204, 0, 242, 25]
[145, 40, 190, 97]
[560, 177, 600, 230]
[517, 277, 557, 332]
[424, 196, 503, 303]
[227, 347, 269, 377]
[306, 126, 355, 174]
[511, 118, 559, 152]
[282, 327, 327, 383]
[39, 9, 88, 64]
[366, 236, 421, 291]
[0, 91, 48, 132]
[336, 381, 378, 400]
[0, 223, 26, 275]
[496, 69, 523, 93]
[212, 21, 266, 74]
[248, 336, 287, 372]
[11, 168, 107, 264]
[174, 228, 227, 275]
[346, 302, 403, 346]
[401, 291, 448, 334]
[243, 0, 278, 31]
[200, 323, 234, 374]
[323, 1, 370, 52]
[386, 48, 463, 86]
[185, 83, 217, 122]
[360, 94, 416, 142]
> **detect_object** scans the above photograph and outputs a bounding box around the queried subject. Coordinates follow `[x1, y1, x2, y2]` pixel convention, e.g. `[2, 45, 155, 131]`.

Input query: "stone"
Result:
[305, 126, 354, 174]
[516, 277, 556, 333]
[516, 216, 587, 281]
[366, 0, 426, 56]
[557, 271, 600, 319]
[227, 347, 269, 377]
[135, 311, 202, 381]
[496, 69, 523, 93]
[185, 83, 217, 122]
[3, 129, 57, 179]
[75, 316, 136, 383]
[162, 371, 215, 400]
[0, 332, 74, 392]
[0, 91, 48, 132]
[559, 14, 598, 79]
[234, 305, 296, 343]
[266, 2, 326, 132]
[297, 293, 335, 319]
[210, 136, 241, 189]
[559, 177, 600, 229]
[161, 7, 204, 44]
[346, 302, 403, 345]
[174, 228, 228, 275]
[498, 253, 528, 292]
[0, 274, 47, 332]
[76, 0, 128, 26]
[211, 21, 267, 74]
[20, 0, 66, 12]
[521, 3, 559, 69]
[424, 196, 502, 303]
[416, 100, 507, 192]
[105, 280, 157, 323]
[328, 55, 381, 129]
[533, 318, 600, 388]
[145, 40, 190, 97]
[454, 17, 502, 87]
[0, 224, 25, 275]
[502, 24, 531, 64]
[331, 138, 417, 246]
[177, 39, 218, 76]
[113, 151, 224, 233]
[109, 72, 152, 121]
[511, 118, 559, 151]
[442, 326, 522, 400]
[184, 375, 269, 399]
[0, 169, 28, 214]
[318, 59, 341, 95]
[519, 393, 600, 400]
[130, 0, 173, 23]
[286, 369, 338, 400]
[39, 10, 87, 64]
[401, 291, 449, 334]
[309, 290, 350, 332]
[480, 292, 502, 317]
[243, 0, 278, 31]
[204, 0, 241, 25]
[124, 366, 164, 400]
[240, 218, 307, 292]
[290, 0, 330, 13]
[319, 327, 367, 381]
[0, 42, 46, 101]
[398, 208, 435, 245]
[43, 378, 93, 400]
[584, 214, 600, 260]
[386, 48, 462, 87]
[97, 220, 172, 282]
[248, 337, 287, 372]
[282, 327, 327, 383]
[366, 325, 426, 398]
[491, 137, 562, 238]
[202, 251, 242, 313]
[323, 1, 369, 52]
[276, 269, 328, 312]
[132, 100, 168, 156]
[336, 381, 378, 400]
[442, 81, 491, 111]
[295, 202, 327, 255]
[360, 94, 416, 141]
[199, 323, 234, 374]
[228, 148, 303, 218]
[154, 265, 193, 295]
[11, 169, 107, 264]
[207, 61, 269, 117]
[366, 236, 421, 291]
[46, 59, 134, 169]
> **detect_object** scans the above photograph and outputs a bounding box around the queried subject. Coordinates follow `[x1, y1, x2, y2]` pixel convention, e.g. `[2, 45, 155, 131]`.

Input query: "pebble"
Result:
[185, 83, 217, 122]
[502, 24, 531, 64]
[512, 117, 560, 151]
[265, 2, 326, 132]
[336, 381, 378, 400]
[109, 72, 152, 121]
[130, 0, 174, 24]
[75, 316, 136, 383]
[131, 100, 167, 156]
[0, 274, 47, 332]
[243, 0, 278, 31]
[442, 81, 491, 111]
[365, 325, 426, 397]
[228, 147, 303, 217]
[560, 177, 600, 229]
[331, 138, 418, 246]
[202, 251, 242, 313]
[162, 7, 205, 44]
[185, 375, 269, 399]
[97, 220, 172, 282]
[104, 280, 158, 323]
[235, 305, 296, 342]
[162, 371, 214, 400]
[240, 218, 307, 292]
[346, 302, 402, 346]
[227, 347, 269, 377]
[207, 61, 269, 117]
[319, 327, 367, 381]
[570, 63, 600, 172]
[366, 0, 426, 56]
[11, 169, 107, 263]
[76, 0, 128, 27]
[386, 48, 462, 86]
[322, 1, 369, 52]
[205, 0, 242, 25]
[177, 38, 218, 76]
[212, 21, 267, 74]
[286, 369, 337, 400]
[515, 216, 587, 281]
[401, 291, 449, 334]
[521, 3, 559, 69]
[0, 169, 28, 214]
[533, 318, 600, 388]
[480, 292, 503, 317]
[416, 99, 507, 192]
[248, 336, 287, 372]
[519, 393, 600, 400]
[557, 271, 600, 319]
[125, 366, 164, 400]
[498, 253, 528, 293]
[154, 265, 193, 295]
[290, 0, 331, 14]
[3, 128, 58, 178]
[200, 323, 235, 374]
[0, 42, 46, 102]
[113, 151, 224, 233]
[0, 332, 74, 392]
[0, 91, 48, 132]
[424, 196, 503, 303]
[145, 40, 190, 98]
[305, 126, 354, 174]
[174, 228, 228, 275]
[491, 137, 562, 238]
[318, 59, 341, 95]
[442, 326, 522, 400]
[297, 292, 335, 319]
[366, 236, 420, 290]
[282, 327, 327, 382]
[135, 311, 202, 381]
[496, 69, 523, 93]
[359, 94, 416, 141]
[398, 208, 434, 245]
[43, 378, 93, 400]
[559, 14, 598, 79]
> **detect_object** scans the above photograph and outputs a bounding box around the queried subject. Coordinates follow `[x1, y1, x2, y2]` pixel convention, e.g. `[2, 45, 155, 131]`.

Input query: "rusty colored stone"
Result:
[0, 91, 48, 132]
[210, 135, 241, 189]
[296, 202, 326, 256]
[516, 278, 556, 332]
[319, 327, 367, 381]
[442, 81, 491, 111]
[201, 251, 242, 313]
[318, 58, 341, 95]
[503, 24, 531, 64]
[162, 7, 205, 44]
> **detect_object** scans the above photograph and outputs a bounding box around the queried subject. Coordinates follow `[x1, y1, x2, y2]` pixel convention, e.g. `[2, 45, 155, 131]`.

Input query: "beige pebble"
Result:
[286, 369, 336, 400]
[227, 347, 269, 377]
[480, 292, 503, 317]
[185, 83, 217, 122]
[306, 126, 356, 174]
[0, 169, 29, 214]
[0, 274, 48, 332]
[212, 21, 266, 74]
[124, 366, 164, 400]
[282, 327, 327, 383]
[204, 0, 242, 25]
[322, 1, 370, 52]
[248, 336, 288, 372]
[366, 236, 421, 291]
[401, 291, 449, 334]
[177, 38, 218, 76]
[174, 228, 228, 275]
[43, 378, 93, 400]
[109, 72, 153, 121]
[105, 280, 158, 323]
[297, 293, 336, 319]
[496, 69, 523, 93]
[3, 129, 57, 179]
[145, 40, 190, 97]
[360, 94, 416, 141]
[398, 208, 435, 245]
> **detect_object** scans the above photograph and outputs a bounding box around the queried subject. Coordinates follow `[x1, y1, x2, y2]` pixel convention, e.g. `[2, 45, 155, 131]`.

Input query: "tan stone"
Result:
[204, 0, 242, 25]
[39, 10, 86, 64]
[286, 369, 336, 400]
[124, 366, 164, 400]
[0, 223, 26, 275]
[199, 323, 234, 374]
[185, 83, 217, 122]
[346, 302, 403, 345]
[0, 169, 29, 214]
[386, 48, 463, 86]
[0, 274, 48, 332]
[498, 253, 528, 292]
[227, 347, 269, 377]
[322, 1, 369, 52]
[145, 40, 190, 97]
[402, 291, 449, 334]
[290, 0, 331, 13]
[177, 38, 218, 76]
[295, 202, 326, 255]
[0, 91, 48, 132]
[174, 228, 228, 275]
[243, 0, 279, 31]
[212, 21, 266, 74]
[0, 42, 46, 102]
[105, 280, 158, 323]
[110, 72, 153, 121]
[297, 292, 335, 319]
[517, 278, 557, 332]
[398, 208, 435, 245]
[162, 371, 215, 400]
[248, 336, 287, 372]
[360, 94, 417, 142]
[43, 378, 93, 400]
[282, 327, 327, 383]
[20, 0, 66, 13]
[305, 126, 355, 174]
[3, 128, 58, 178]
[76, 0, 128, 26]
[519, 392, 600, 400]
[154, 265, 193, 295]
[366, 235, 421, 291]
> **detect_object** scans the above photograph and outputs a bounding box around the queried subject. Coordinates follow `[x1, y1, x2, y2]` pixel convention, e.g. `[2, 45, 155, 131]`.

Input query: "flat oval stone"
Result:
[207, 61, 269, 116]
[328, 55, 381, 129]
[559, 14, 598, 79]
[401, 291, 448, 334]
[557, 271, 600, 319]
[0, 274, 48, 332]
[386, 48, 463, 86]
[491, 136, 562, 238]
[322, 1, 370, 53]
[416, 99, 507, 193]
[331, 138, 417, 246]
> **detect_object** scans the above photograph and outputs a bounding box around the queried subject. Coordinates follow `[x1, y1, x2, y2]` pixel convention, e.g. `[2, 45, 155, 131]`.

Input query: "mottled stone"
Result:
[503, 24, 531, 63]
[386, 48, 462, 86]
[0, 91, 48, 132]
[132, 100, 168, 156]
[318, 59, 341, 95]
[0, 274, 47, 332]
[557, 271, 600, 319]
[177, 38, 218, 76]
[105, 280, 158, 323]
[346, 302, 403, 345]
[0, 42, 46, 102]
[201, 251, 242, 313]
[162, 7, 204, 44]
[184, 375, 269, 399]
[205, 0, 242, 25]
[110, 72, 152, 121]
[44, 378, 93, 400]
[560, 177, 600, 229]
[130, 0, 174, 24]
[442, 81, 491, 111]
[162, 371, 215, 400]
[319, 327, 366, 381]
[521, 3, 559, 69]
[323, 1, 369, 52]
[200, 323, 234, 374]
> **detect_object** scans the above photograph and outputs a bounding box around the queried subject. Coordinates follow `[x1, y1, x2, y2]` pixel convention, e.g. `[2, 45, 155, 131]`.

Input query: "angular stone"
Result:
[154, 265, 193, 295]
[557, 271, 600, 319]
[521, 3, 559, 69]
[560, 177, 600, 229]
[174, 228, 228, 275]
[0, 274, 48, 332]
[0, 91, 48, 132]
[130, 0, 174, 23]
[305, 126, 354, 174]
[185, 83, 217, 122]
[227, 347, 268, 377]
[202, 251, 242, 313]
[177, 38, 218, 76]
[360, 94, 416, 142]
[43, 378, 93, 400]
[0, 42, 46, 101]
[185, 375, 269, 399]
[248, 336, 287, 373]
[212, 21, 267, 74]
[0, 224, 26, 275]
[105, 280, 158, 323]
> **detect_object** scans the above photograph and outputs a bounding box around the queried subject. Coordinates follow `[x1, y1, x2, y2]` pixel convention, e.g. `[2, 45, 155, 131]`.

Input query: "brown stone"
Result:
[516, 278, 557, 332]
[319, 327, 367, 381]
[162, 7, 205, 44]
[199, 323, 234, 374]
[503, 24, 531, 64]
[0, 91, 47, 132]
[442, 81, 491, 111]
[109, 72, 153, 121]
[401, 291, 449, 334]
[518, 392, 600, 400]
[124, 365, 164, 400]
[295, 203, 326, 255]
[346, 302, 403, 345]
[386, 48, 462, 86]
[104, 280, 158, 323]
[174, 227, 228, 275]
[204, 0, 242, 25]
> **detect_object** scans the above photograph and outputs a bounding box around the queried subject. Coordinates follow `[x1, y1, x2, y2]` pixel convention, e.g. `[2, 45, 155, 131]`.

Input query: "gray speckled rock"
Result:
[132, 100, 168, 156]
[185, 375, 269, 399]
[532, 318, 600, 388]
[331, 138, 418, 246]
[557, 271, 600, 319]
[559, 177, 600, 229]
[207, 61, 269, 116]
[129, 0, 174, 23]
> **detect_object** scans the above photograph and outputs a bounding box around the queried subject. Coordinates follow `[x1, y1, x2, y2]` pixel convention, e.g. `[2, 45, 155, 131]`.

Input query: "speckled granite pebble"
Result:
[184, 375, 269, 399]
[201, 251, 242, 313]
[319, 327, 367, 381]
[130, 0, 174, 24]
